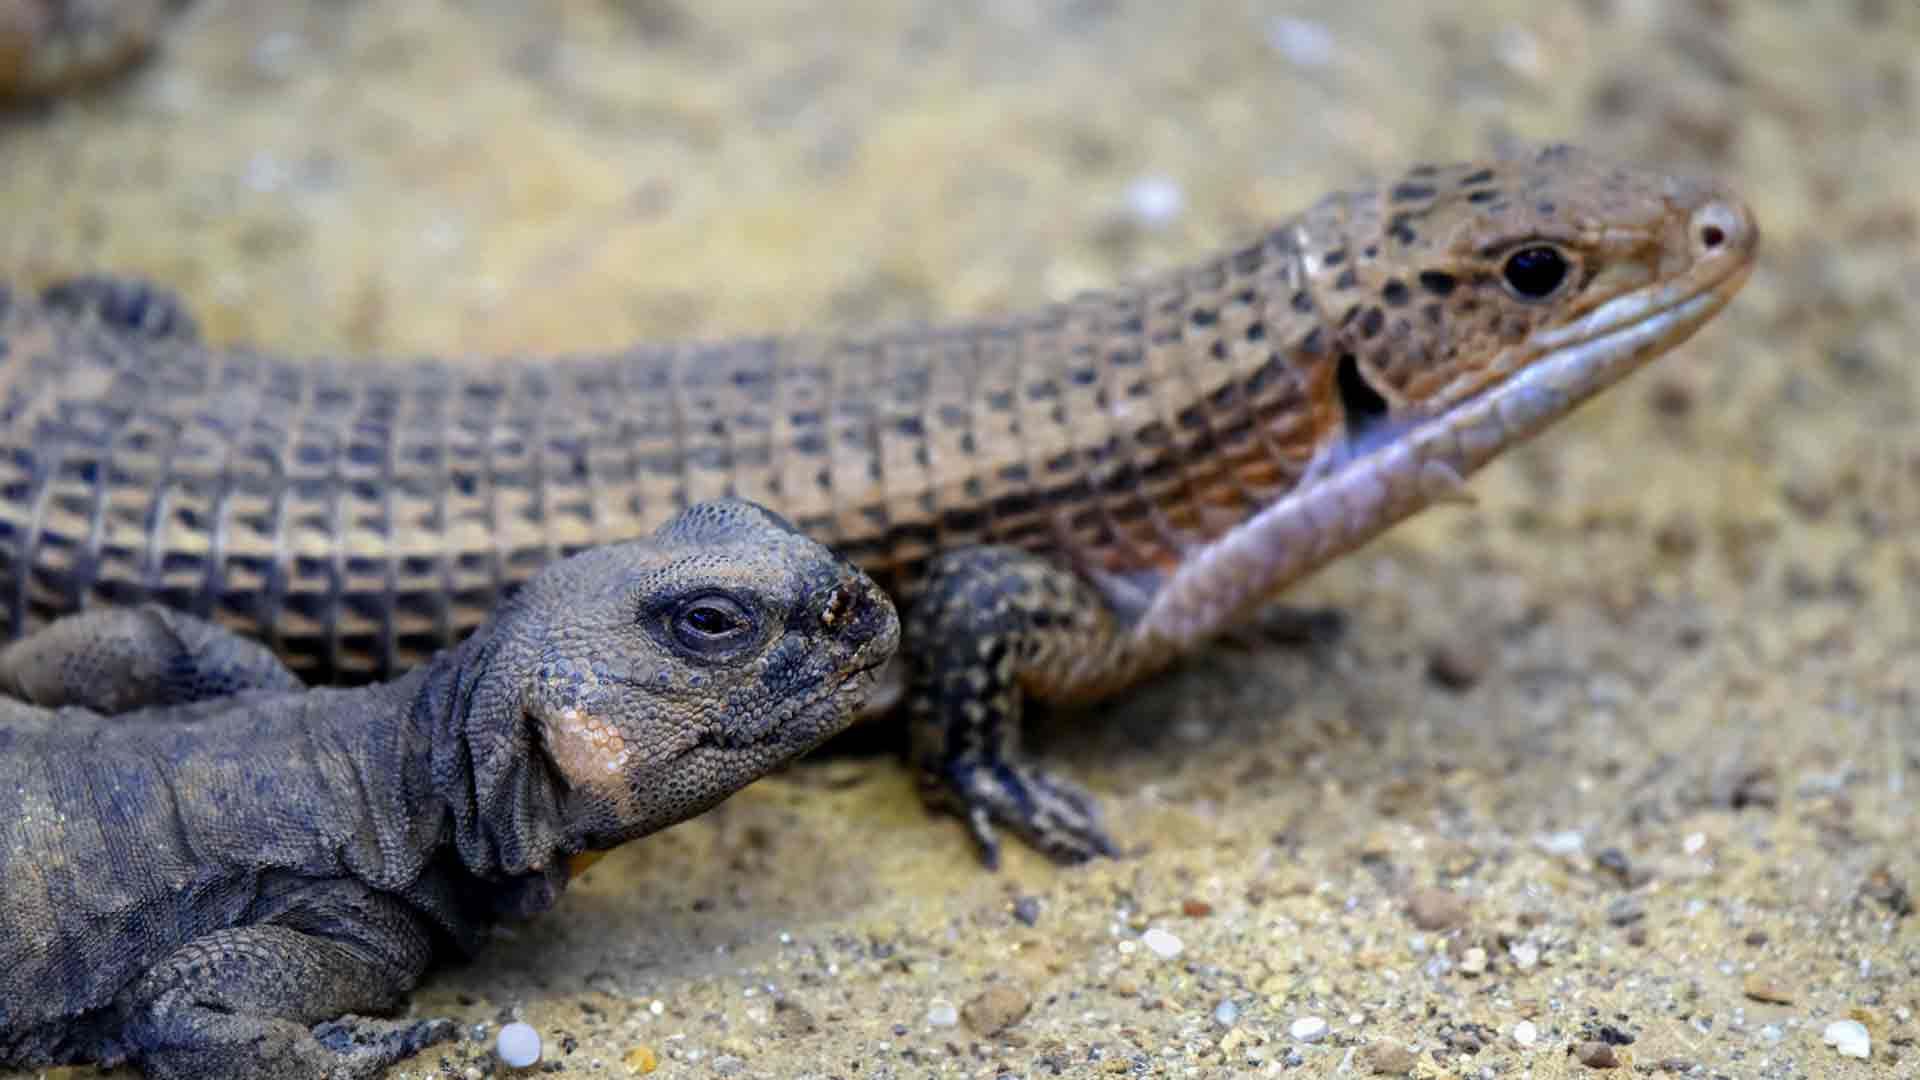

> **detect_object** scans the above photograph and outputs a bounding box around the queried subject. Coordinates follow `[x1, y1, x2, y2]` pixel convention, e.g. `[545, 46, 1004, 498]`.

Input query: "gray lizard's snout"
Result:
[829, 572, 900, 676]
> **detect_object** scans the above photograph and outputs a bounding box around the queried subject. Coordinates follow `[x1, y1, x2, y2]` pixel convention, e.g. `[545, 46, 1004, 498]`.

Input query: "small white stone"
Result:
[1125, 176, 1186, 228]
[495, 1021, 541, 1069]
[1512, 1020, 1538, 1047]
[1537, 830, 1585, 856]
[1509, 942, 1540, 971]
[1266, 17, 1334, 67]
[1823, 1019, 1871, 1060]
[1683, 831, 1707, 855]
[1213, 999, 1240, 1027]
[1141, 927, 1184, 959]
[926, 999, 959, 1027]
[1289, 1016, 1329, 1043]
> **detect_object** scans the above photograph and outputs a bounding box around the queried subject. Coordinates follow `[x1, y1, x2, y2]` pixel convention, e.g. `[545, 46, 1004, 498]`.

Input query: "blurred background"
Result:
[2, 2, 1915, 1077]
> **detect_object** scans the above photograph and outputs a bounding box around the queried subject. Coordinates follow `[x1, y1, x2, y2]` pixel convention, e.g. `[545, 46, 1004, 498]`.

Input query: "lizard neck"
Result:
[412, 620, 576, 881]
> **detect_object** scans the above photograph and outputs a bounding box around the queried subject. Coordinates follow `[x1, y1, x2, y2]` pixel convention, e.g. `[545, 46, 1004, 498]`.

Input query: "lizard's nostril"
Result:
[821, 584, 856, 630]
[1691, 199, 1752, 259]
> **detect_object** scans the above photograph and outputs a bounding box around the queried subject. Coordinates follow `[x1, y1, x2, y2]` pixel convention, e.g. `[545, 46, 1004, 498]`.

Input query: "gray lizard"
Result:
[0, 497, 899, 1080]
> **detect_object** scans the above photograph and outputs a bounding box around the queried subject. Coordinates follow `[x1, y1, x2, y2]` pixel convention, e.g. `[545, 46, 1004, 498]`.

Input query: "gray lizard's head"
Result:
[483, 498, 898, 851]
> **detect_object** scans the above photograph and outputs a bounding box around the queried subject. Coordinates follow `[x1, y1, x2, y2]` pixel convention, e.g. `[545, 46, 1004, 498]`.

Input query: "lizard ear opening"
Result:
[1335, 351, 1391, 446]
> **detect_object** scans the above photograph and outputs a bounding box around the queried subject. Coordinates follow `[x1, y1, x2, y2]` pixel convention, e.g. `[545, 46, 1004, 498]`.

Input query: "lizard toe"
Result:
[934, 759, 1119, 868]
[312, 1015, 457, 1072]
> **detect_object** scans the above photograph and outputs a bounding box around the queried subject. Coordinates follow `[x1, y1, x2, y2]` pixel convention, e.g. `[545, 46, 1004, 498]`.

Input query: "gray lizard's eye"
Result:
[667, 593, 756, 656]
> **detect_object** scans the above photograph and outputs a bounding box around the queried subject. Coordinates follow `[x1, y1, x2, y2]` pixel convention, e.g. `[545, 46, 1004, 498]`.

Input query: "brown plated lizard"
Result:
[0, 497, 898, 1079]
[0, 144, 1759, 865]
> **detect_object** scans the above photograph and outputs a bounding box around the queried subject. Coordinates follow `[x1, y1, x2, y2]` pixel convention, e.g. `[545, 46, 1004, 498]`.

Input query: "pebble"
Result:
[1509, 942, 1540, 971]
[1212, 999, 1240, 1027]
[1011, 896, 1041, 926]
[1538, 830, 1585, 857]
[773, 998, 818, 1037]
[1823, 1019, 1871, 1060]
[1405, 887, 1469, 931]
[1426, 639, 1491, 691]
[1141, 927, 1184, 959]
[926, 999, 959, 1028]
[961, 984, 1031, 1036]
[1512, 1020, 1538, 1047]
[1124, 176, 1185, 228]
[1458, 946, 1489, 975]
[1289, 1016, 1329, 1043]
[1742, 972, 1795, 1005]
[495, 1022, 541, 1069]
[1359, 1039, 1416, 1075]
[622, 1045, 658, 1074]
[1266, 16, 1334, 67]
[1605, 896, 1645, 927]
[1573, 1040, 1619, 1068]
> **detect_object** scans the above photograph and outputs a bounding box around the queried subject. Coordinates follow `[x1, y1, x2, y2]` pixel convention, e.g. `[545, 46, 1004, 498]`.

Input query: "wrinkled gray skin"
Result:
[0, 498, 898, 1080]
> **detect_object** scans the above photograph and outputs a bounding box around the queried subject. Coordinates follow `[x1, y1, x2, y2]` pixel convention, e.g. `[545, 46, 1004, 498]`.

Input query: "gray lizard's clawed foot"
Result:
[39, 272, 199, 341]
[312, 1015, 457, 1071]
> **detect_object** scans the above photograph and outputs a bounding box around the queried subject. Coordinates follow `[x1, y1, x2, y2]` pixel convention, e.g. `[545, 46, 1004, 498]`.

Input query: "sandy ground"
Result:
[2, 1, 1916, 1077]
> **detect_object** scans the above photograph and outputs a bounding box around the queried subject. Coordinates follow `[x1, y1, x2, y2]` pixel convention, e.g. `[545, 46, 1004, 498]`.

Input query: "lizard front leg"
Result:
[36, 272, 200, 341]
[905, 545, 1170, 868]
[116, 890, 451, 1080]
[0, 604, 302, 711]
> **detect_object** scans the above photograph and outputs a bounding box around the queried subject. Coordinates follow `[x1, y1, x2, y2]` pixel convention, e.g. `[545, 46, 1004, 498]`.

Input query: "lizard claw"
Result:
[936, 760, 1121, 868]
[312, 1015, 456, 1074]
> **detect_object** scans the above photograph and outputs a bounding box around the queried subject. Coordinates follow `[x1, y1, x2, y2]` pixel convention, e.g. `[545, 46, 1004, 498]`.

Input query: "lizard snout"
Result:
[825, 572, 901, 678]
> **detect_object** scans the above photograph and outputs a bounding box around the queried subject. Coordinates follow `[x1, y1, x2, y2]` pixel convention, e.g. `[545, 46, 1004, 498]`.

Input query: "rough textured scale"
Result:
[0, 498, 898, 1079]
[0, 145, 1759, 863]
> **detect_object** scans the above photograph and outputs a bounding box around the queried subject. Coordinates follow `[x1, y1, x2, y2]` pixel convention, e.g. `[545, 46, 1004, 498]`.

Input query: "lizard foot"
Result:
[40, 271, 200, 341]
[904, 544, 1141, 869]
[312, 1015, 457, 1073]
[928, 757, 1119, 870]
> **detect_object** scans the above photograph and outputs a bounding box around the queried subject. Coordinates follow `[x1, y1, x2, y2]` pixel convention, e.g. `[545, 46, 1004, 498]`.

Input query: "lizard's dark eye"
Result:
[669, 594, 754, 654]
[1500, 245, 1570, 300]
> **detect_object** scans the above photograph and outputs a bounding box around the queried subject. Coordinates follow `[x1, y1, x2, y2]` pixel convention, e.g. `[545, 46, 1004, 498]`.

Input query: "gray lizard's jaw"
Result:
[713, 652, 890, 755]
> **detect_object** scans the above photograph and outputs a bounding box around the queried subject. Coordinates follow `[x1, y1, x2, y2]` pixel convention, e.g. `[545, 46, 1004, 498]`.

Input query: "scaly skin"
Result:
[0, 498, 899, 1080]
[0, 144, 1759, 863]
[0, 0, 166, 98]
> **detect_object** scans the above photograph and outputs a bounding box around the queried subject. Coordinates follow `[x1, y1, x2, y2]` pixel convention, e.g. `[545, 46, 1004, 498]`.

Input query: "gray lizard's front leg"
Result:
[117, 884, 451, 1080]
[0, 604, 302, 711]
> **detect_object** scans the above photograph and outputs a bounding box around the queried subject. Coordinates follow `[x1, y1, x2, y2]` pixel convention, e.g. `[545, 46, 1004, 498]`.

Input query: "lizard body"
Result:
[0, 0, 163, 98]
[0, 497, 898, 1079]
[0, 145, 1758, 861]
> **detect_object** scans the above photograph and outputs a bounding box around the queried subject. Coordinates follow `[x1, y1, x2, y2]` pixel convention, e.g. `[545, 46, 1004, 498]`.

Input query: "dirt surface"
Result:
[2, 1, 1915, 1077]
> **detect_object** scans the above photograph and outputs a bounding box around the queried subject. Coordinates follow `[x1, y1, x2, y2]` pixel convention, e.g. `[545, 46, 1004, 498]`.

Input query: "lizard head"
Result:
[1296, 142, 1757, 449]
[500, 498, 898, 849]
[1126, 145, 1758, 649]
